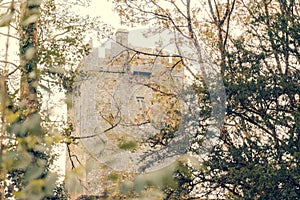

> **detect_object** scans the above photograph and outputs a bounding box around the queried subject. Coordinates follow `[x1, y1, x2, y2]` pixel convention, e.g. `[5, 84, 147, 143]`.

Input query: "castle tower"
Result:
[66, 29, 184, 199]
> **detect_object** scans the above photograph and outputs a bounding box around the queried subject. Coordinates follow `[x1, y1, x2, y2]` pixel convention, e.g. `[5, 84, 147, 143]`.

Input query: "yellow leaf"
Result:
[6, 111, 20, 123]
[25, 136, 37, 148]
[29, 179, 45, 193]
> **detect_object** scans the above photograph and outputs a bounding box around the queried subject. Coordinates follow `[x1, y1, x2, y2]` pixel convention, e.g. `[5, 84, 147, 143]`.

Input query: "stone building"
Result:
[66, 29, 184, 199]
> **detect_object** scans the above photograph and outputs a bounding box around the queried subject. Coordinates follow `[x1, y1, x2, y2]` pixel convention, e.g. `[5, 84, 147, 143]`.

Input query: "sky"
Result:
[90, 0, 120, 26]
[76, 0, 123, 28]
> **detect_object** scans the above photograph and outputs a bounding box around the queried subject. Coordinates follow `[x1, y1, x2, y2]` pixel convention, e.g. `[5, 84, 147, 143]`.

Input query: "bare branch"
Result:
[0, 32, 19, 40]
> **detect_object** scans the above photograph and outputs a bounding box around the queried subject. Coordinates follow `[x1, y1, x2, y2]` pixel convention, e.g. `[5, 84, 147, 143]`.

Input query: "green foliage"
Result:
[113, 0, 300, 199]
[38, 0, 106, 93]
[0, 0, 108, 199]
[163, 161, 194, 200]
[194, 0, 300, 199]
[44, 184, 69, 200]
[108, 172, 121, 181]
[118, 140, 137, 151]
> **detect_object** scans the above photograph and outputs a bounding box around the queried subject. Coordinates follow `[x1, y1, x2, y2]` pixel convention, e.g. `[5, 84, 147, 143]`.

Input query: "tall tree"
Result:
[0, 0, 55, 198]
[196, 0, 300, 198]
[113, 0, 300, 199]
[0, 0, 107, 198]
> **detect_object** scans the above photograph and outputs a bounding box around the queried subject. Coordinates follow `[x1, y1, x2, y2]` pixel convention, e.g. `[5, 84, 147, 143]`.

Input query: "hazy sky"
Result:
[77, 0, 122, 28]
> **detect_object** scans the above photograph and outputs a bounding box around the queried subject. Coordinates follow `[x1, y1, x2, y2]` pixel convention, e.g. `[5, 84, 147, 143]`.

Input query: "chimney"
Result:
[116, 29, 129, 46]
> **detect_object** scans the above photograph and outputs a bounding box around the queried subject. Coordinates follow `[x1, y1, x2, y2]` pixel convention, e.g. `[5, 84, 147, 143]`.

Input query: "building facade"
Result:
[66, 29, 184, 199]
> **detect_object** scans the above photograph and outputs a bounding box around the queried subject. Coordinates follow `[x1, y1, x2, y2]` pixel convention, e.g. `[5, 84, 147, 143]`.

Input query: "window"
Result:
[136, 96, 145, 117]
[136, 96, 145, 108]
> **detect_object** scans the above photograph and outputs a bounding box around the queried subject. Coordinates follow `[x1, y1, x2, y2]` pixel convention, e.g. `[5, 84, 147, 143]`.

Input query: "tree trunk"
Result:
[19, 0, 40, 116]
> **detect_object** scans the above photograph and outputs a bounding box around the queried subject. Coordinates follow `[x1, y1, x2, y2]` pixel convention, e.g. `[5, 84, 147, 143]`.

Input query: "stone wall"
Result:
[66, 29, 184, 199]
